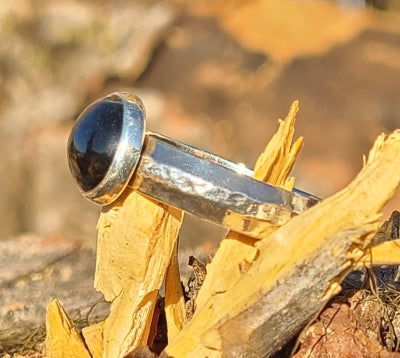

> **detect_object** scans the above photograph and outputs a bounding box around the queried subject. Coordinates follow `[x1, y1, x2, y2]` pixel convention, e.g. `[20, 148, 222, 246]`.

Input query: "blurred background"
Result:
[0, 0, 400, 249]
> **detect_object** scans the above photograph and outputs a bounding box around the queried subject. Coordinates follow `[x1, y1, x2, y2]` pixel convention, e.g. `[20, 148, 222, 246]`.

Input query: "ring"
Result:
[67, 92, 320, 238]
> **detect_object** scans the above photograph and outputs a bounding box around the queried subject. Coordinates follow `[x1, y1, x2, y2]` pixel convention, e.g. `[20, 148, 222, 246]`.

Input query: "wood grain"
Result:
[164, 129, 400, 357]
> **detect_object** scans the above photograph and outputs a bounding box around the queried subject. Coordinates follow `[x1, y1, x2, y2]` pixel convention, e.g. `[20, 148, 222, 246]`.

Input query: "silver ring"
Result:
[67, 92, 320, 238]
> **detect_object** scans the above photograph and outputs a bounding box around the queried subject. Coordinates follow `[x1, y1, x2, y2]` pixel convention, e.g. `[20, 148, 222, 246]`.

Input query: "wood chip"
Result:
[45, 299, 91, 358]
[164, 242, 187, 343]
[82, 321, 104, 358]
[95, 191, 183, 358]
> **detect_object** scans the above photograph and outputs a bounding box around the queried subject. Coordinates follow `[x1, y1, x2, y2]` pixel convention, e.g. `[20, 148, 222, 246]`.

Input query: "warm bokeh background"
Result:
[0, 0, 400, 248]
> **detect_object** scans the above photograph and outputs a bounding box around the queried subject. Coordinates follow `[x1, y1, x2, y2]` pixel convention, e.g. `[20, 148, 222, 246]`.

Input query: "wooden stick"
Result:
[163, 130, 400, 357]
[95, 191, 183, 358]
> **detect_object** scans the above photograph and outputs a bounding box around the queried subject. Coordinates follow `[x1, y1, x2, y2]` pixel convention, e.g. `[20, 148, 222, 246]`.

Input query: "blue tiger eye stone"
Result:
[68, 98, 123, 192]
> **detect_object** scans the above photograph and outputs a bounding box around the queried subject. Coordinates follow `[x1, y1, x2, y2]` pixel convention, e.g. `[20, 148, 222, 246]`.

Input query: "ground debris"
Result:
[0, 327, 45, 357]
[294, 286, 400, 358]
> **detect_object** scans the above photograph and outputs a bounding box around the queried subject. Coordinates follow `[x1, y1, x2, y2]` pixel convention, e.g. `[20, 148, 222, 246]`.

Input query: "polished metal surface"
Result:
[68, 92, 321, 238]
[68, 92, 146, 204]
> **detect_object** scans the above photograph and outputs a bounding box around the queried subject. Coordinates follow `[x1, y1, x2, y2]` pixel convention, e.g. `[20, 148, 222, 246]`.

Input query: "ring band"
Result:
[68, 92, 320, 238]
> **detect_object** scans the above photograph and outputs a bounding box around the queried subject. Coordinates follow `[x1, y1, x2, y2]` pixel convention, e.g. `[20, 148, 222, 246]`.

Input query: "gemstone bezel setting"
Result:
[67, 92, 146, 205]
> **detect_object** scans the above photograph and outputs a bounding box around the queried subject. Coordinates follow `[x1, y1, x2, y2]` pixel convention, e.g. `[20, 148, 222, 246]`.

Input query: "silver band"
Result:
[68, 92, 320, 238]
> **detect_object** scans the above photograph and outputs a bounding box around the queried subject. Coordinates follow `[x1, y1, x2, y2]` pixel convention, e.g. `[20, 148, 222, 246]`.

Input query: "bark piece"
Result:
[45, 299, 91, 358]
[185, 256, 207, 320]
[95, 190, 183, 358]
[164, 130, 400, 357]
[373, 210, 399, 245]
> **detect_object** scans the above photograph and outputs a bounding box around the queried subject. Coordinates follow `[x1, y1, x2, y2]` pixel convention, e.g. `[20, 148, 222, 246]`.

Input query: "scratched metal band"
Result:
[131, 132, 319, 236]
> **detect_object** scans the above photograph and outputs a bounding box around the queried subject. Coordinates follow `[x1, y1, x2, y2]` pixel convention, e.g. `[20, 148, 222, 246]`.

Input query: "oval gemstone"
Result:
[68, 98, 123, 192]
